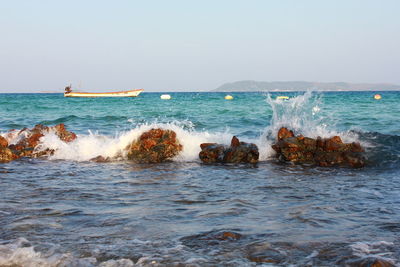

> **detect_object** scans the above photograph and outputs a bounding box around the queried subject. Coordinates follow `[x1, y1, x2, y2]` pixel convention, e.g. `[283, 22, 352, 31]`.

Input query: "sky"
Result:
[0, 0, 399, 92]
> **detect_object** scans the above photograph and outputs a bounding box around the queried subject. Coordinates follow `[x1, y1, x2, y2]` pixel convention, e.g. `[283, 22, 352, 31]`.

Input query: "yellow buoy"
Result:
[224, 95, 233, 100]
[160, 94, 171, 100]
[374, 94, 381, 100]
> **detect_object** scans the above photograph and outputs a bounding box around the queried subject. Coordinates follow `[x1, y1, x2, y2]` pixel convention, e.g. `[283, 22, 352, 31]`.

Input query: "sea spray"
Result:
[258, 91, 363, 160]
[36, 122, 234, 162]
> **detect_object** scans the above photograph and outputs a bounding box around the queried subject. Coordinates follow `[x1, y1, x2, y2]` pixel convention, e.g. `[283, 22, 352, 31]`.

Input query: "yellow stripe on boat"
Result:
[64, 89, 144, 98]
[276, 96, 289, 100]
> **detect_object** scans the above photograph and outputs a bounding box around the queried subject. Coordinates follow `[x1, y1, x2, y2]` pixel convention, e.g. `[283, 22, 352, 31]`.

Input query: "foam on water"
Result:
[1, 91, 366, 162]
[258, 91, 364, 159]
[34, 122, 234, 162]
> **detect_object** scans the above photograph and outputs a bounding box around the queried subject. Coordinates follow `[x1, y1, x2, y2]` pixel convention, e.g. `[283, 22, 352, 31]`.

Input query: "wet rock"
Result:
[127, 128, 183, 163]
[245, 242, 286, 264]
[277, 127, 294, 141]
[345, 257, 395, 267]
[199, 136, 259, 164]
[90, 155, 111, 163]
[272, 127, 365, 168]
[215, 231, 242, 241]
[247, 249, 285, 264]
[53, 123, 77, 143]
[0, 147, 15, 163]
[180, 230, 243, 249]
[1, 124, 77, 163]
[0, 136, 8, 148]
[14, 123, 76, 152]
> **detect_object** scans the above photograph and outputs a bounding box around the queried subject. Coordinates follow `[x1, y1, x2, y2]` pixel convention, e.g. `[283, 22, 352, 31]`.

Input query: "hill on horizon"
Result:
[213, 80, 400, 92]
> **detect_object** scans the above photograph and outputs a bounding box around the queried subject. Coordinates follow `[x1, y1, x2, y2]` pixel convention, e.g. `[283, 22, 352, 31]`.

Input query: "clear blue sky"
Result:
[0, 0, 399, 92]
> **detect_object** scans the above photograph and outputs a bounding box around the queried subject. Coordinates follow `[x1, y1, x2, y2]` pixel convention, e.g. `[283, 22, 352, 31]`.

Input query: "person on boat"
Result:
[65, 86, 72, 93]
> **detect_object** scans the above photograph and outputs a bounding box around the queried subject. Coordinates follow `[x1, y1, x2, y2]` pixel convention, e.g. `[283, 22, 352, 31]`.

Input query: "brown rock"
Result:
[127, 128, 183, 163]
[200, 143, 217, 150]
[346, 257, 395, 267]
[53, 123, 77, 143]
[0, 136, 8, 148]
[216, 231, 242, 241]
[90, 155, 110, 162]
[1, 124, 77, 163]
[199, 144, 225, 163]
[277, 127, 295, 141]
[231, 136, 240, 147]
[199, 136, 259, 164]
[0, 147, 15, 163]
[272, 127, 365, 168]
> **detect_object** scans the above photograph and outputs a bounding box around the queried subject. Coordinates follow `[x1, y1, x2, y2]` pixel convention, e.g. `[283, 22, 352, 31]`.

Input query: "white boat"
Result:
[64, 86, 143, 97]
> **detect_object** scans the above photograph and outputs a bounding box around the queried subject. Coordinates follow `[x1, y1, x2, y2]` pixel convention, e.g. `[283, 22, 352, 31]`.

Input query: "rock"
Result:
[0, 147, 15, 163]
[247, 249, 285, 264]
[0, 136, 8, 148]
[1, 124, 77, 163]
[272, 127, 365, 168]
[277, 127, 294, 141]
[199, 143, 226, 163]
[180, 230, 242, 249]
[199, 136, 259, 164]
[345, 257, 395, 267]
[90, 155, 111, 162]
[53, 123, 77, 143]
[127, 128, 183, 163]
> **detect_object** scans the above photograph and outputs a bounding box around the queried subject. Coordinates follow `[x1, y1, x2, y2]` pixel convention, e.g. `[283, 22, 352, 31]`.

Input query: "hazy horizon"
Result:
[1, 0, 399, 93]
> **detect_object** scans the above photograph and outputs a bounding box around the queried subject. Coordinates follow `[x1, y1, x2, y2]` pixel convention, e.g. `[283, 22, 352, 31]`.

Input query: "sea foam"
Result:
[2, 91, 363, 162]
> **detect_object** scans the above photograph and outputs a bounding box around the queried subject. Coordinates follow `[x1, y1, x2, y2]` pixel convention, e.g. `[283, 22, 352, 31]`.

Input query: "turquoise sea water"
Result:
[0, 91, 400, 266]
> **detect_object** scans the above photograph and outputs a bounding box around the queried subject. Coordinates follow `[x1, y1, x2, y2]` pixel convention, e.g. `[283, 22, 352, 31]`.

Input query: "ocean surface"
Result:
[0, 91, 399, 266]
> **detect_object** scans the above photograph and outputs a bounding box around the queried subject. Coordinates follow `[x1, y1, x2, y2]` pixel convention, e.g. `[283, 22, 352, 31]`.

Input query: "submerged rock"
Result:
[90, 155, 111, 163]
[199, 136, 259, 164]
[272, 127, 365, 168]
[127, 128, 183, 163]
[345, 257, 395, 267]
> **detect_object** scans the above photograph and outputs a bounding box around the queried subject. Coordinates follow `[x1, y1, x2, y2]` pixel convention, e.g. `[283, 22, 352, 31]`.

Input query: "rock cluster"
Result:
[2, 124, 367, 169]
[127, 128, 183, 163]
[199, 136, 259, 164]
[0, 123, 77, 162]
[272, 127, 365, 168]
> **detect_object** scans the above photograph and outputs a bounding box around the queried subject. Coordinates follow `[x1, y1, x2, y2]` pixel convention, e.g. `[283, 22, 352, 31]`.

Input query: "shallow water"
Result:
[1, 91, 400, 266]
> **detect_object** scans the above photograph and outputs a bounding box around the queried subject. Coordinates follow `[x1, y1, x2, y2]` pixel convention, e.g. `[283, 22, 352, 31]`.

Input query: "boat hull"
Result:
[64, 89, 143, 98]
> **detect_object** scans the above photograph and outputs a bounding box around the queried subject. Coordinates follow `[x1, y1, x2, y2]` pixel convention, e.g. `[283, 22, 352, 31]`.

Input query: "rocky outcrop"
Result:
[0, 136, 8, 148]
[272, 127, 365, 168]
[0, 147, 15, 163]
[0, 123, 77, 163]
[127, 128, 183, 163]
[199, 136, 259, 164]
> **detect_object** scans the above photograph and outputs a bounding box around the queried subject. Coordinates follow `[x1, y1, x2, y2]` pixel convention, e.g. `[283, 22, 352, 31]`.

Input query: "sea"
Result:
[0, 91, 399, 266]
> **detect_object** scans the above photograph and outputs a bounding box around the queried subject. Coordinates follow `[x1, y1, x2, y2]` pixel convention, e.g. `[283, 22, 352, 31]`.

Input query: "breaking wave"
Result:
[2, 91, 398, 165]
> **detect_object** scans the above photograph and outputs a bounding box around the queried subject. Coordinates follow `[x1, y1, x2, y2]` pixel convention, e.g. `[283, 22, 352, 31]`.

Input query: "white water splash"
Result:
[35, 122, 233, 162]
[258, 91, 362, 159]
[1, 91, 364, 162]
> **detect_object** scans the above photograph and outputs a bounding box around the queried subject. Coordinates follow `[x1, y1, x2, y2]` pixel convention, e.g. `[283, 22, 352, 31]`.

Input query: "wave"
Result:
[2, 91, 399, 166]
[0, 238, 134, 267]
[0, 237, 397, 266]
[36, 122, 237, 162]
[358, 131, 400, 168]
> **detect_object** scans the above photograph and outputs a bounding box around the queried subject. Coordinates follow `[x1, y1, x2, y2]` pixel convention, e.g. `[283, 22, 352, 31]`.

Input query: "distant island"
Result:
[213, 80, 400, 92]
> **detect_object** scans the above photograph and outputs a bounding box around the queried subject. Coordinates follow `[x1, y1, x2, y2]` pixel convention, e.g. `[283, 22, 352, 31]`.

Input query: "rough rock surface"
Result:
[199, 136, 259, 164]
[272, 127, 365, 168]
[127, 128, 183, 163]
[0, 136, 8, 148]
[1, 123, 77, 163]
[0, 147, 15, 163]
